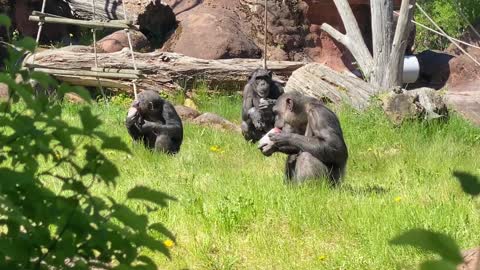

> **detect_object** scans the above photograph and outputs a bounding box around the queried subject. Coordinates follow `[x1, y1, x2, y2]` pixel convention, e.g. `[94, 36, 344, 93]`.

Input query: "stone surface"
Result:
[445, 80, 480, 126]
[96, 30, 151, 53]
[174, 105, 200, 120]
[382, 87, 448, 125]
[162, 1, 261, 59]
[192, 112, 241, 132]
[457, 247, 480, 270]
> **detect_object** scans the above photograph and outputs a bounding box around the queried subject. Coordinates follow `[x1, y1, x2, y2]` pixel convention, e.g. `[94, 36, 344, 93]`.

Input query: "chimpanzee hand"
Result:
[140, 120, 156, 132]
[250, 110, 266, 130]
[260, 142, 277, 156]
[269, 132, 291, 146]
[258, 98, 275, 111]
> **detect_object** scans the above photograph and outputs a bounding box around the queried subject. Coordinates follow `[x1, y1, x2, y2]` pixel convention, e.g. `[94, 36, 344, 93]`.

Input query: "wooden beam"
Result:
[29, 14, 138, 30]
[30, 67, 140, 79]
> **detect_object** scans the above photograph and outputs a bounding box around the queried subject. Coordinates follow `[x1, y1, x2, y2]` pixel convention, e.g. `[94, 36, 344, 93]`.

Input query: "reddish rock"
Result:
[192, 112, 241, 132]
[14, 0, 77, 44]
[96, 30, 151, 53]
[0, 82, 8, 100]
[174, 105, 200, 121]
[162, 1, 261, 59]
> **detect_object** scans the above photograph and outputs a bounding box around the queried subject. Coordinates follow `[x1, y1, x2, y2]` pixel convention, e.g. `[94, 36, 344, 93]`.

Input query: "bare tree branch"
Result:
[320, 0, 373, 78]
[387, 0, 416, 86]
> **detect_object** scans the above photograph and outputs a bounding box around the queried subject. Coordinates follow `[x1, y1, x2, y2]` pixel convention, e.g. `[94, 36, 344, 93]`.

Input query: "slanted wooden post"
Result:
[320, 0, 416, 91]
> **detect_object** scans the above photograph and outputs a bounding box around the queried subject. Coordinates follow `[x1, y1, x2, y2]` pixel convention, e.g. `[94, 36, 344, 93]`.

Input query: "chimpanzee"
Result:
[259, 91, 348, 185]
[241, 69, 284, 142]
[125, 90, 183, 154]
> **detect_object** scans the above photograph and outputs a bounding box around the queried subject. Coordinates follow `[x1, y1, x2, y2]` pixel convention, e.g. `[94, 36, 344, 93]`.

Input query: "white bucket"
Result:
[403, 55, 420, 83]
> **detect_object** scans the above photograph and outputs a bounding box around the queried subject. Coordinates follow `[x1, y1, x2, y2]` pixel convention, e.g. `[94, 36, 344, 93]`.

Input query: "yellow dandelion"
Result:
[209, 145, 224, 153]
[394, 196, 402, 202]
[164, 239, 175, 248]
[318, 255, 327, 261]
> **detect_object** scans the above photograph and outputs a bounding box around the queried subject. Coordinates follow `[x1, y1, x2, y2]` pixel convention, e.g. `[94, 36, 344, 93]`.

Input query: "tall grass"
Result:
[58, 95, 480, 269]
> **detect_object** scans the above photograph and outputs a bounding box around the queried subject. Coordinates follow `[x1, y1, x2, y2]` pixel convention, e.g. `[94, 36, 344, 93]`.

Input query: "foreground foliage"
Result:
[0, 16, 173, 269]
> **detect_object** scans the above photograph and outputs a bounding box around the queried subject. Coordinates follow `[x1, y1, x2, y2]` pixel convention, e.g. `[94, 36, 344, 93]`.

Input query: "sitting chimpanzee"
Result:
[241, 69, 284, 142]
[259, 91, 348, 185]
[125, 90, 183, 154]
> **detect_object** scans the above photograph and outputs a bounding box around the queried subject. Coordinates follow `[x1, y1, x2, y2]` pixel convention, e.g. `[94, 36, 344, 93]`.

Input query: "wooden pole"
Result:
[263, 0, 268, 70]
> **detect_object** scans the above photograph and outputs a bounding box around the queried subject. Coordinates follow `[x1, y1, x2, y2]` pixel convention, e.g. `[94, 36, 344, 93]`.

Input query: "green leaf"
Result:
[136, 256, 157, 270]
[127, 186, 176, 207]
[112, 204, 148, 232]
[79, 107, 101, 133]
[13, 37, 36, 52]
[390, 229, 463, 264]
[0, 14, 11, 28]
[420, 260, 457, 270]
[453, 171, 480, 196]
[149, 223, 176, 242]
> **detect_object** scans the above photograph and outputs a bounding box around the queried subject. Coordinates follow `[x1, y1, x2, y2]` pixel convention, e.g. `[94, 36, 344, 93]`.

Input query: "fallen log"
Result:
[23, 46, 305, 91]
[285, 63, 380, 110]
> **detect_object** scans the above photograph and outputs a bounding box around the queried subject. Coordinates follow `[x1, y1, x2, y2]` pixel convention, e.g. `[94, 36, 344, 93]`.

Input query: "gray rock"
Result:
[382, 87, 448, 125]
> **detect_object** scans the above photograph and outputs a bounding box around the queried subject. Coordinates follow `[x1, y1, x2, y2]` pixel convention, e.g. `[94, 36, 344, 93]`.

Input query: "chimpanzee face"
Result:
[134, 90, 163, 121]
[255, 76, 271, 98]
[250, 69, 273, 98]
[273, 94, 307, 131]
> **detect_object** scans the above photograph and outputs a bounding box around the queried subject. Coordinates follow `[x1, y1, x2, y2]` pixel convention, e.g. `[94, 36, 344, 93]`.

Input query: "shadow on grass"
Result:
[340, 184, 389, 196]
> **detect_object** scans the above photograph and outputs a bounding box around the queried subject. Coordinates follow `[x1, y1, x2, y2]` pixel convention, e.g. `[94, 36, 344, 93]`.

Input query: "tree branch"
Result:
[387, 0, 416, 86]
[320, 0, 373, 78]
[370, 0, 394, 87]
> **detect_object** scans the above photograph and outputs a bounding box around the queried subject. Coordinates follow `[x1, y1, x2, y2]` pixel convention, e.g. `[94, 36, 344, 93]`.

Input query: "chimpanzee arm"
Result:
[125, 109, 143, 140]
[271, 107, 347, 164]
[242, 84, 254, 122]
[141, 102, 182, 137]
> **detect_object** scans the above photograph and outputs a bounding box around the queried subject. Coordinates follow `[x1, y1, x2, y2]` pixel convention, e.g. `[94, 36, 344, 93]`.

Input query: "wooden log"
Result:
[23, 46, 305, 92]
[285, 63, 380, 110]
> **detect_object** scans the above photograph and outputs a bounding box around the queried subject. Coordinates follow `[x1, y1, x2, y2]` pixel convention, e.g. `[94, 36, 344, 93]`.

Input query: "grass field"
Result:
[59, 93, 480, 269]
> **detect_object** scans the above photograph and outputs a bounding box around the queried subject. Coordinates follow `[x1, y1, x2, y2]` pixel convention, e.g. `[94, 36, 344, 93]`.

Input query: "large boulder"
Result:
[382, 87, 448, 125]
[161, 1, 261, 59]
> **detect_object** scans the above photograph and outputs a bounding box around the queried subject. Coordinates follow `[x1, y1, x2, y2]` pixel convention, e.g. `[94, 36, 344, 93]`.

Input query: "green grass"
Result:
[59, 95, 480, 269]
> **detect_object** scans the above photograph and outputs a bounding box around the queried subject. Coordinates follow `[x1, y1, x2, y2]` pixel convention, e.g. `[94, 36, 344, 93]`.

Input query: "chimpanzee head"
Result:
[249, 69, 273, 98]
[133, 90, 164, 121]
[273, 91, 308, 131]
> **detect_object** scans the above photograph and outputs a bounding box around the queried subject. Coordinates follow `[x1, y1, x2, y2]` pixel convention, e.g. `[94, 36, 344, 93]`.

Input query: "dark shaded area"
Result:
[453, 171, 480, 196]
[407, 50, 454, 90]
[137, 0, 177, 48]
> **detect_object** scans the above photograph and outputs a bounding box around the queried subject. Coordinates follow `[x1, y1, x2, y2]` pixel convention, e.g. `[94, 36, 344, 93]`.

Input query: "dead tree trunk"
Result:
[320, 0, 415, 90]
[23, 46, 304, 91]
[285, 63, 379, 110]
